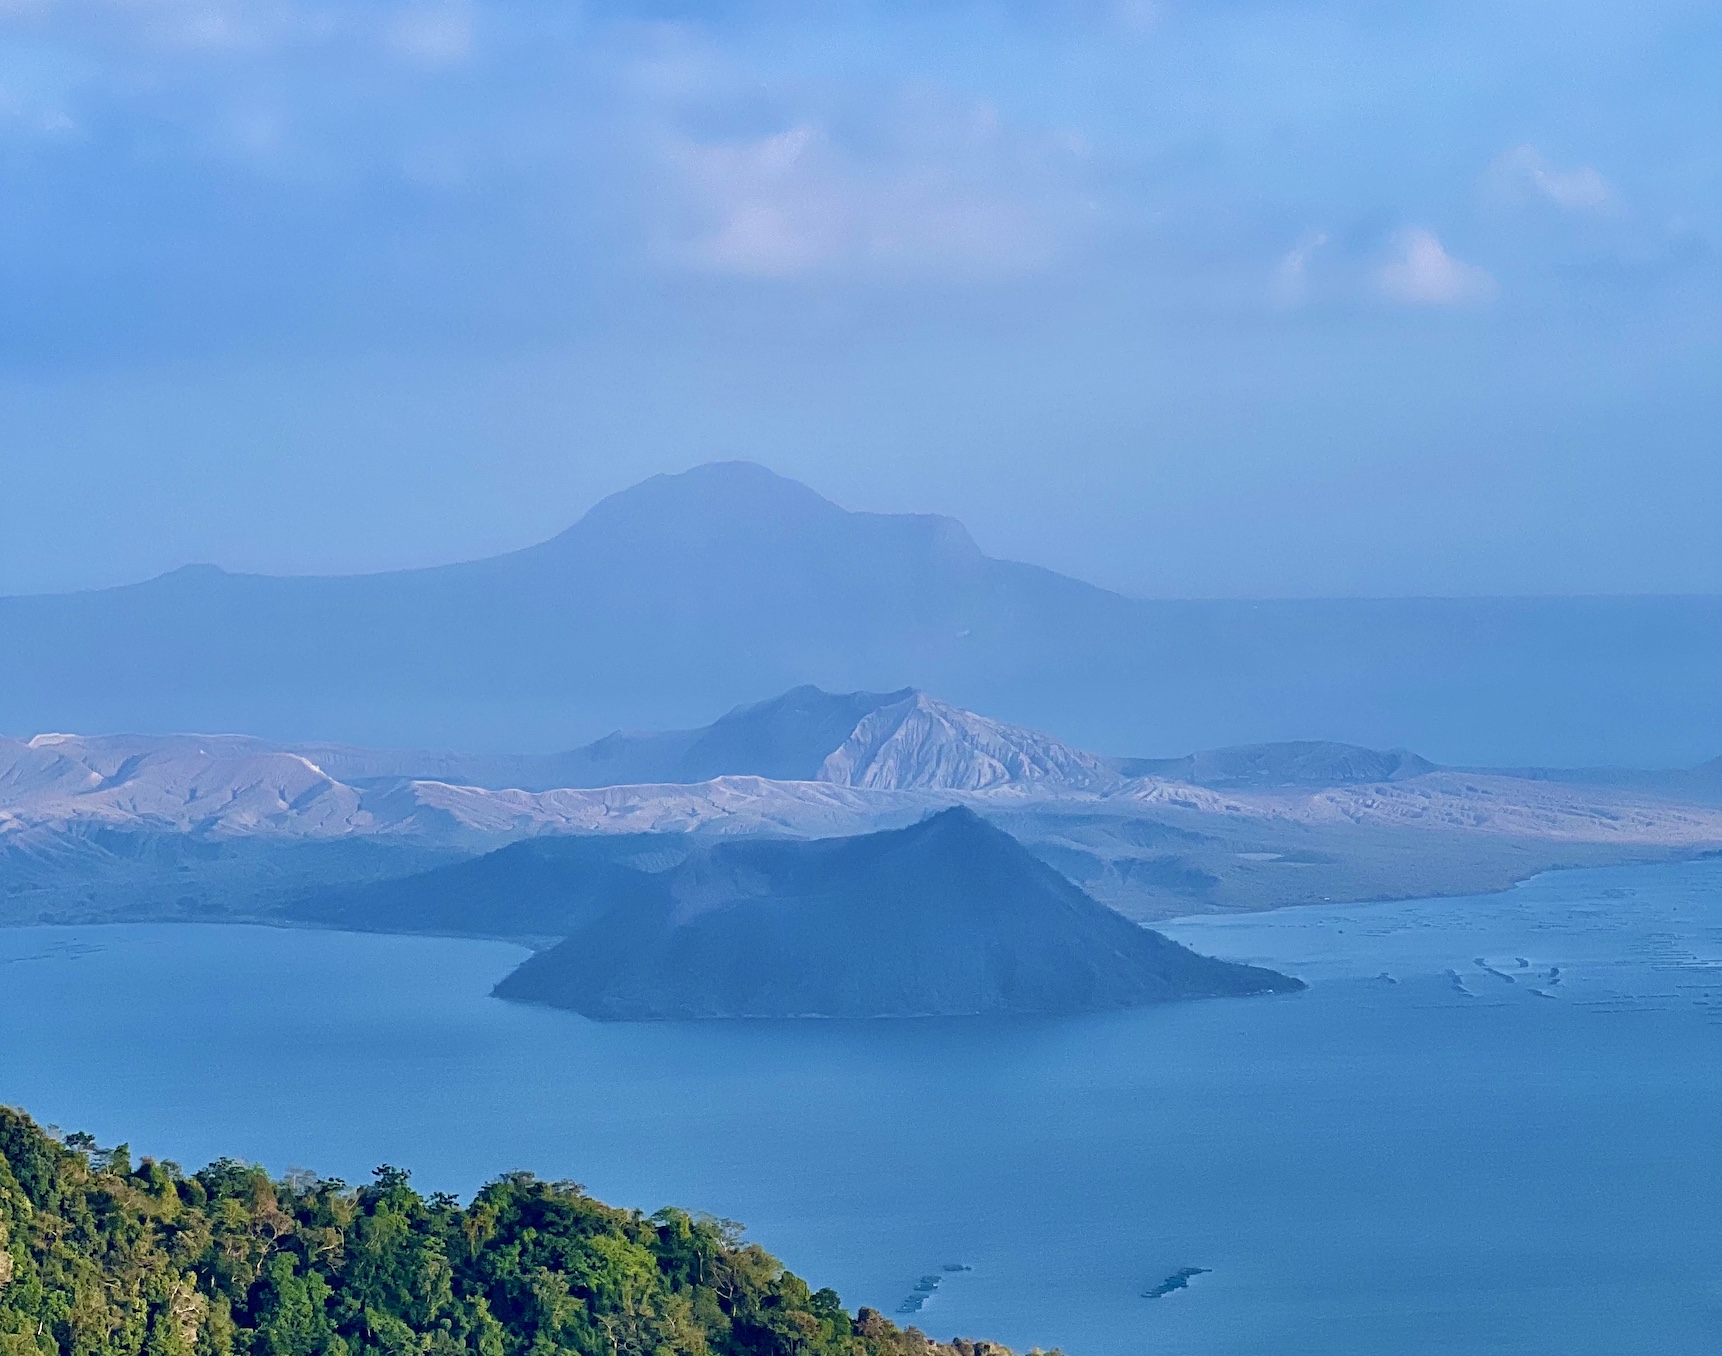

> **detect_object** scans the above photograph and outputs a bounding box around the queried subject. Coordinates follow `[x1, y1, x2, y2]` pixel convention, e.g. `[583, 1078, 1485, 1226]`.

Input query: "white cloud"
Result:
[0, 84, 76, 135]
[671, 124, 834, 276]
[1376, 228, 1497, 307]
[0, 0, 336, 55]
[385, 2, 472, 70]
[1109, 1, 1163, 36]
[1272, 229, 1327, 306]
[100, 0, 310, 53]
[219, 104, 287, 160]
[659, 96, 1091, 280]
[1489, 145, 1613, 213]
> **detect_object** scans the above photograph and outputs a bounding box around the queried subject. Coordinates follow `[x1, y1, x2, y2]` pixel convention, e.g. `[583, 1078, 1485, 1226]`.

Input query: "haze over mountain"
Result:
[293, 687, 920, 792]
[3, 463, 1719, 766]
[492, 808, 1304, 1019]
[285, 686, 1118, 795]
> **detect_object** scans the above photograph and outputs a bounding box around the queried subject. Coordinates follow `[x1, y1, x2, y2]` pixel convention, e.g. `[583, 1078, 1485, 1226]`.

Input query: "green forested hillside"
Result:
[0, 1108, 1022, 1356]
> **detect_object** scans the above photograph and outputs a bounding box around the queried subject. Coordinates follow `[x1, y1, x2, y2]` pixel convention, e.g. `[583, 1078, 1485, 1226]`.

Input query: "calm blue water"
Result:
[3, 860, 1721, 1355]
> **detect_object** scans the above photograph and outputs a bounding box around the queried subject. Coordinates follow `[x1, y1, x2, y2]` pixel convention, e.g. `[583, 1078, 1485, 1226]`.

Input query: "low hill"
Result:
[493, 808, 1302, 1019]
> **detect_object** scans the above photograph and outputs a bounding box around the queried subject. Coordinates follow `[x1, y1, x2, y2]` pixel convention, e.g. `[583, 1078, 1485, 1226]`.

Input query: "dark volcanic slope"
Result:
[289, 833, 687, 939]
[493, 807, 1303, 1019]
[3, 461, 1719, 765]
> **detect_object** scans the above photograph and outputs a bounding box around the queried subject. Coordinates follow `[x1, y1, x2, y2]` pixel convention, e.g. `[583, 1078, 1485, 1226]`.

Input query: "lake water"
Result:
[2, 859, 1720, 1354]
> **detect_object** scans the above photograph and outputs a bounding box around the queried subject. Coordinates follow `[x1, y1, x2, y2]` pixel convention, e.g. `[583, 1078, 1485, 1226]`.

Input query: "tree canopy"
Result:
[0, 1107, 1032, 1356]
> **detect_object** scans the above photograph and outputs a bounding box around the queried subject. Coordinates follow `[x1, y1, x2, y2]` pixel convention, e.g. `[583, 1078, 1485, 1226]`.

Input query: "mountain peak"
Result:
[554, 462, 845, 543]
[523, 461, 985, 580]
[149, 562, 230, 585]
[816, 690, 1121, 793]
[669, 684, 914, 783]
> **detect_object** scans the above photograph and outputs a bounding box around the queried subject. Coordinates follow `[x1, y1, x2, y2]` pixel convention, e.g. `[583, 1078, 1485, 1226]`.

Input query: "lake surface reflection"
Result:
[3, 859, 1720, 1355]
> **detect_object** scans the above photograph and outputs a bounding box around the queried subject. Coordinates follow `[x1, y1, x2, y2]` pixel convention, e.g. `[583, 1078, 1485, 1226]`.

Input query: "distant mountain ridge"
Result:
[9, 687, 1722, 858]
[1113, 741, 1436, 788]
[0, 685, 1117, 838]
[2, 461, 1719, 764]
[10, 686, 1722, 930]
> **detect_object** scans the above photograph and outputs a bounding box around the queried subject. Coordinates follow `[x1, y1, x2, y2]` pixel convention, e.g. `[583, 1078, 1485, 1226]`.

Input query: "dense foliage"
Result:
[0, 1108, 1020, 1356]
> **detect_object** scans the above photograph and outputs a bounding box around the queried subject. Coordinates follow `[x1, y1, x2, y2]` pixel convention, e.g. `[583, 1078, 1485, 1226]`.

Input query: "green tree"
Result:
[0, 1106, 1022, 1356]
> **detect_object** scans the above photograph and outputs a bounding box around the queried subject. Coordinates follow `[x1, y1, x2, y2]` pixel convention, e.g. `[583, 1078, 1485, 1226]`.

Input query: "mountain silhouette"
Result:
[492, 807, 1304, 1019]
[2, 461, 1719, 765]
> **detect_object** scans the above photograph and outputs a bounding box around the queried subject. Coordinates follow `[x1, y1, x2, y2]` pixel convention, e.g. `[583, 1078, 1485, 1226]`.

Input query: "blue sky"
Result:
[0, 0, 1717, 597]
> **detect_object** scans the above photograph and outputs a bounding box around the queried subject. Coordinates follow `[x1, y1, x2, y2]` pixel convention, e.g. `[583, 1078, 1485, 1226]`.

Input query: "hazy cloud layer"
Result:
[4, 0, 1706, 339]
[660, 105, 1089, 278]
[0, 0, 1718, 598]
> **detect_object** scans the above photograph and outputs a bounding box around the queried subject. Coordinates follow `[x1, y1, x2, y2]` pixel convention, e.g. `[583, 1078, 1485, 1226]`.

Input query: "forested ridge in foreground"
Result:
[0, 1108, 1029, 1356]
